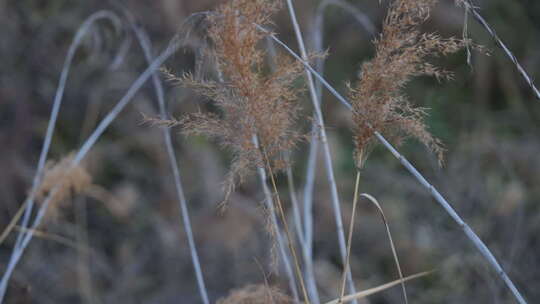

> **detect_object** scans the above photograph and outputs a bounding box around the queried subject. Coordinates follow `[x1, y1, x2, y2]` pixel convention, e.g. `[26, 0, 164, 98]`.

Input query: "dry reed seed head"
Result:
[350, 0, 469, 167]
[176, 0, 306, 200]
[35, 154, 92, 219]
[217, 284, 294, 304]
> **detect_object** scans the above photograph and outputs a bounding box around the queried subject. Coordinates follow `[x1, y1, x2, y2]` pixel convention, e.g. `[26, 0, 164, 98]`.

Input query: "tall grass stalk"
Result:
[263, 147, 311, 304]
[206, 25, 301, 298]
[357, 193, 407, 304]
[252, 135, 301, 303]
[339, 174, 407, 304]
[338, 172, 362, 304]
[264, 35, 320, 304]
[284, 1, 358, 303]
[311, 0, 375, 96]
[130, 22, 210, 304]
[12, 10, 121, 252]
[0, 11, 121, 301]
[265, 38, 306, 250]
[0, 15, 191, 301]
[461, 0, 540, 101]
[285, 160, 305, 247]
[301, 5, 375, 303]
[263, 30, 527, 304]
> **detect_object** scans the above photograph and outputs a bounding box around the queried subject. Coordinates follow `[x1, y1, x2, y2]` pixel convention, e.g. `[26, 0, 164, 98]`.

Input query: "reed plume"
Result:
[177, 0, 305, 199]
[217, 284, 293, 304]
[35, 154, 92, 218]
[349, 0, 467, 167]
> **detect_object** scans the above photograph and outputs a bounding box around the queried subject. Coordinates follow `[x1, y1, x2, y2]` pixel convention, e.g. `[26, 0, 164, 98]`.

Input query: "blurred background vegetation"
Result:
[1, 0, 539, 303]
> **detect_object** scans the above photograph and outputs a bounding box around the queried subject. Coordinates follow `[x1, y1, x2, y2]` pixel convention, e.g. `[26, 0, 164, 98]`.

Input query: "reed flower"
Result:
[177, 0, 305, 198]
[35, 154, 92, 218]
[349, 0, 467, 167]
[217, 284, 293, 304]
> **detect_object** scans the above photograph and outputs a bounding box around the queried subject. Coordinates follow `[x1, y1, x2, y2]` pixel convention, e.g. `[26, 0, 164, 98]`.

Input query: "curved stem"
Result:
[14, 10, 121, 251]
[130, 23, 210, 304]
[284, 1, 358, 303]
[0, 21, 184, 303]
[264, 30, 527, 304]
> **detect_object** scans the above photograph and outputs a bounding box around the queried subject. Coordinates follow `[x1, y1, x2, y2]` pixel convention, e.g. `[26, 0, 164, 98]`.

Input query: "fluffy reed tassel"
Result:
[217, 285, 294, 304]
[35, 154, 92, 218]
[349, 0, 468, 168]
[176, 0, 305, 200]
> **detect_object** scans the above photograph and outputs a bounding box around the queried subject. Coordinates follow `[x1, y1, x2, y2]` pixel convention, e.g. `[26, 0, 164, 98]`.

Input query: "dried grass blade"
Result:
[13, 226, 79, 251]
[0, 200, 30, 247]
[358, 193, 407, 304]
[325, 271, 431, 304]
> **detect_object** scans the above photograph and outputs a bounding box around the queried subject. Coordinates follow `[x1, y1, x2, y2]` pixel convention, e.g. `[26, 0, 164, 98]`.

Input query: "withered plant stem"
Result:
[0, 200, 30, 246]
[0, 11, 122, 302]
[0, 13, 187, 301]
[263, 148, 311, 304]
[131, 22, 210, 304]
[254, 139, 300, 302]
[338, 171, 361, 304]
[263, 29, 527, 304]
[462, 0, 540, 101]
[284, 1, 357, 303]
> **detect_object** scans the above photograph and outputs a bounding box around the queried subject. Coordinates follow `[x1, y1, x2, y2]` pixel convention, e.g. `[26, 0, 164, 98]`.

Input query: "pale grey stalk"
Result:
[285, 163, 305, 246]
[0, 26, 184, 303]
[266, 37, 314, 300]
[263, 30, 527, 304]
[312, 0, 375, 96]
[304, 1, 374, 253]
[132, 24, 210, 304]
[252, 136, 300, 303]
[13, 11, 121, 252]
[265, 37, 306, 248]
[285, 1, 356, 303]
[301, 127, 317, 269]
[302, 4, 375, 301]
[109, 34, 133, 70]
[4, 13, 120, 300]
[374, 133, 527, 304]
[463, 0, 540, 101]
